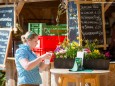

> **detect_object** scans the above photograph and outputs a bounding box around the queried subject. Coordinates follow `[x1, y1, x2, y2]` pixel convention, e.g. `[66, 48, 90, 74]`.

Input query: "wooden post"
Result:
[102, 2, 107, 50]
[76, 1, 82, 46]
[42, 65, 51, 86]
[5, 30, 16, 86]
[6, 59, 16, 86]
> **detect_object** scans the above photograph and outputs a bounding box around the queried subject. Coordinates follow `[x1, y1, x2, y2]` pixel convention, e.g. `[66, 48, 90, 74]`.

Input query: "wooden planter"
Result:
[83, 59, 110, 70]
[54, 58, 110, 70]
[54, 58, 75, 69]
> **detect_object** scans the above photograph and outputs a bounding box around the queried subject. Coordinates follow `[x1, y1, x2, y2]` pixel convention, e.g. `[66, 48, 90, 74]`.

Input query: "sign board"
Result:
[0, 5, 14, 28]
[80, 3, 104, 45]
[68, 1, 79, 42]
[67, 1, 106, 48]
[0, 28, 11, 68]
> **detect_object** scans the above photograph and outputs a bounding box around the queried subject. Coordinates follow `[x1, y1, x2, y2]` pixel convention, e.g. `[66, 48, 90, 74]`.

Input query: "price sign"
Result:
[0, 5, 14, 28]
[80, 4, 104, 45]
[0, 28, 11, 68]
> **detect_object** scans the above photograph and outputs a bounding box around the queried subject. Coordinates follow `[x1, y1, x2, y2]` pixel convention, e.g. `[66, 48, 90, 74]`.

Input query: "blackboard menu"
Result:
[0, 6, 14, 28]
[80, 4, 104, 45]
[0, 29, 10, 67]
[68, 1, 79, 42]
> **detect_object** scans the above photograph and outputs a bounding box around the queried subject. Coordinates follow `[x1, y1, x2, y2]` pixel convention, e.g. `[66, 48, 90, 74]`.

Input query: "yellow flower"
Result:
[71, 46, 75, 49]
[72, 41, 79, 46]
[93, 49, 100, 54]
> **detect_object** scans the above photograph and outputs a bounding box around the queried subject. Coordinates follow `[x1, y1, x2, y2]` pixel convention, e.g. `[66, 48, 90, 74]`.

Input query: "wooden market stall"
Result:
[0, 0, 115, 86]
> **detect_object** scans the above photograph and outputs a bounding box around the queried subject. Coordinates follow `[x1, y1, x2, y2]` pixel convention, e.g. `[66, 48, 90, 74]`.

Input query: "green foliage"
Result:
[55, 38, 107, 60]
[0, 70, 6, 86]
[84, 40, 107, 60]
[66, 43, 78, 59]
[54, 38, 80, 59]
[84, 51, 106, 60]
[84, 39, 98, 52]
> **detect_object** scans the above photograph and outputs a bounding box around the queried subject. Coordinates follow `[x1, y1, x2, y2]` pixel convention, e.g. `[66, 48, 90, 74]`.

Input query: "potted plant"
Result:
[54, 38, 81, 68]
[83, 40, 110, 70]
[54, 38, 110, 70]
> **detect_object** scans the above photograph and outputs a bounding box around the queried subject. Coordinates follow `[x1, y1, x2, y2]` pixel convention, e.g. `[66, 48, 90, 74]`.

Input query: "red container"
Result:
[37, 36, 66, 50]
[33, 48, 55, 62]
[33, 36, 66, 62]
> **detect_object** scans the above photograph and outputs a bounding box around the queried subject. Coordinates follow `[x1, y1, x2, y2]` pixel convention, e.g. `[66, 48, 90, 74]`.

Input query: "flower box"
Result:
[83, 59, 110, 70]
[54, 58, 110, 70]
[54, 58, 75, 69]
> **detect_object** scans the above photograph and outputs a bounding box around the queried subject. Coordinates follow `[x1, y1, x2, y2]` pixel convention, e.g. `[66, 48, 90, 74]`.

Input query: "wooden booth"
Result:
[0, 0, 115, 86]
[51, 0, 115, 86]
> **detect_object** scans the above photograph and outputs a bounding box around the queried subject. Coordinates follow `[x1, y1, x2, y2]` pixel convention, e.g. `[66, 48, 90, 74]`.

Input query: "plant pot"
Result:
[83, 59, 110, 70]
[54, 58, 75, 69]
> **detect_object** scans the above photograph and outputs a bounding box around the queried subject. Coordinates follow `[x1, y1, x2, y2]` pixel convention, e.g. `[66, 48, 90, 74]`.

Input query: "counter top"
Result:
[50, 69, 110, 74]
[110, 61, 115, 63]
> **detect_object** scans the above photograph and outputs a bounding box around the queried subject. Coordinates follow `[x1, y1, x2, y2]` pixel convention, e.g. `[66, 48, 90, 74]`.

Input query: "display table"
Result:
[50, 69, 110, 86]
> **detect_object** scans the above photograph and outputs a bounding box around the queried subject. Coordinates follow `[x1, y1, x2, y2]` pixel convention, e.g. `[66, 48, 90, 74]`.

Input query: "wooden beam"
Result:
[16, 1, 25, 17]
[0, 0, 58, 3]
[24, 0, 58, 2]
[27, 7, 38, 19]
[104, 0, 114, 12]
[23, 1, 59, 8]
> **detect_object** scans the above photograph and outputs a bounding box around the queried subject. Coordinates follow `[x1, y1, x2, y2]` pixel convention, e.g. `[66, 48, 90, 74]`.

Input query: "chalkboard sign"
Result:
[68, 1, 79, 42]
[80, 4, 104, 45]
[0, 5, 14, 28]
[0, 28, 11, 67]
